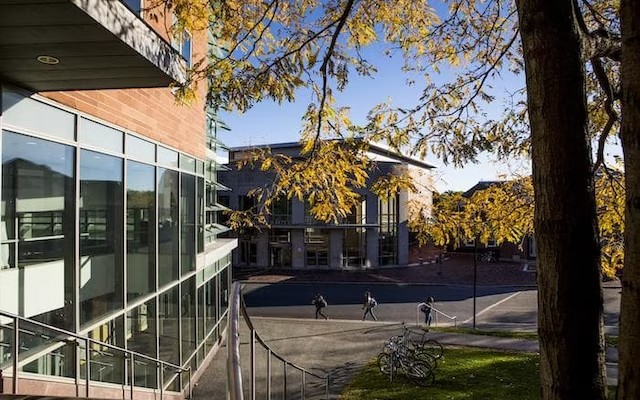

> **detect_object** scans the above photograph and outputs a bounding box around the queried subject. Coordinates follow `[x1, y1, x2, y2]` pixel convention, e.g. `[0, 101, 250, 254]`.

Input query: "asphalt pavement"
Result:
[192, 316, 619, 400]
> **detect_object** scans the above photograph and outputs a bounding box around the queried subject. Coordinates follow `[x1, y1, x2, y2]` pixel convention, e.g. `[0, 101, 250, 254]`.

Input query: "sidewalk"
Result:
[192, 317, 618, 400]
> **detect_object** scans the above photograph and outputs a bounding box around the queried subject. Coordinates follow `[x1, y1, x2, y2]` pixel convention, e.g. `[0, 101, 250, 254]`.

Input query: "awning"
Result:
[0, 0, 186, 91]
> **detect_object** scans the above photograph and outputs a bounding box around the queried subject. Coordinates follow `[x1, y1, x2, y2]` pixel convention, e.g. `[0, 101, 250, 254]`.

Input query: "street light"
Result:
[473, 237, 477, 329]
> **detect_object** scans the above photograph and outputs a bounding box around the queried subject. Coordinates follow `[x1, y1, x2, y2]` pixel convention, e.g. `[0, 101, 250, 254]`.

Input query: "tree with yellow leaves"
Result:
[152, 0, 639, 398]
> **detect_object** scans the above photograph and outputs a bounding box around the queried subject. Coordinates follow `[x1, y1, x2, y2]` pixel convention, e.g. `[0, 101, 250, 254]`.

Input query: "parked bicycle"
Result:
[377, 323, 443, 386]
[377, 341, 435, 387]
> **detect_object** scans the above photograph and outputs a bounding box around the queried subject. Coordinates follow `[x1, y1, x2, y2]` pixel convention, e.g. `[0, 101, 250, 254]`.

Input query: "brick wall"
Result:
[40, 6, 208, 159]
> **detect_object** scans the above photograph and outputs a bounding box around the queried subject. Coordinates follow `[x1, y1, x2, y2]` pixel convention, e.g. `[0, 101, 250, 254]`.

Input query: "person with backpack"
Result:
[362, 290, 378, 321]
[312, 293, 328, 320]
[419, 296, 435, 330]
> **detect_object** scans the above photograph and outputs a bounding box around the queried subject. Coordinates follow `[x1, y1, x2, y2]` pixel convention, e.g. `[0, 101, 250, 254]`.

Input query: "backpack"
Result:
[319, 297, 327, 307]
[369, 297, 378, 307]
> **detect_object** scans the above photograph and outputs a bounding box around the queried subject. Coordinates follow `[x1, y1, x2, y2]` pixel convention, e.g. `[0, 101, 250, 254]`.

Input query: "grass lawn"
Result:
[340, 348, 540, 400]
[341, 348, 618, 400]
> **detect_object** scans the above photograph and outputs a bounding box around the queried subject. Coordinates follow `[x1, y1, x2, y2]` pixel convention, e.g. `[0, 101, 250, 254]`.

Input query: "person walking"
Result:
[362, 290, 378, 321]
[419, 296, 435, 330]
[312, 293, 328, 320]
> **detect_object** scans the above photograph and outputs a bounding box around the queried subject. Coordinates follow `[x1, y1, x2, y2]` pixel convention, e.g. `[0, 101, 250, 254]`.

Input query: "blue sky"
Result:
[219, 43, 531, 193]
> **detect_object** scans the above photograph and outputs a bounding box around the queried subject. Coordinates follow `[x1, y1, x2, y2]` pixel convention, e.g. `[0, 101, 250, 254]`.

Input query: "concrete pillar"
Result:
[329, 229, 343, 269]
[290, 229, 305, 269]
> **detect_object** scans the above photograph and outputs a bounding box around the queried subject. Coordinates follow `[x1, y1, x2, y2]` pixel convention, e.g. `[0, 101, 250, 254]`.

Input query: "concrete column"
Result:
[291, 198, 305, 224]
[257, 231, 270, 267]
[397, 222, 409, 266]
[329, 229, 343, 269]
[290, 229, 305, 269]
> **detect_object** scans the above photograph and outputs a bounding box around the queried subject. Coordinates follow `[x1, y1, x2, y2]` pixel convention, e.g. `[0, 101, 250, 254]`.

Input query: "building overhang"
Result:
[0, 0, 186, 91]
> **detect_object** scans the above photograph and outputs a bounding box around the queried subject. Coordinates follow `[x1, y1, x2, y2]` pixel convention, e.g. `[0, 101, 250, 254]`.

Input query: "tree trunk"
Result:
[515, 1, 606, 399]
[618, 2, 640, 399]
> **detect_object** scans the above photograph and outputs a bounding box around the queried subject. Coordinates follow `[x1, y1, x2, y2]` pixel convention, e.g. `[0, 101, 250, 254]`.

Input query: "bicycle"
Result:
[377, 341, 436, 387]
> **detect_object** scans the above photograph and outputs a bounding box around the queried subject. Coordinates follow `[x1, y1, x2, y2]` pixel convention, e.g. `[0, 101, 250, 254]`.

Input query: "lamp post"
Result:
[473, 237, 477, 329]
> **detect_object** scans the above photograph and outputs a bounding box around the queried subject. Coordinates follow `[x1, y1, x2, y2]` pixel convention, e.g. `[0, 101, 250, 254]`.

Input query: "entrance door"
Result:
[269, 244, 291, 268]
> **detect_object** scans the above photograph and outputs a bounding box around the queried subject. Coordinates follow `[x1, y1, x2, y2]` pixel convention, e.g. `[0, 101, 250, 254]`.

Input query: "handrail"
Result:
[415, 304, 457, 327]
[0, 310, 191, 397]
[227, 282, 330, 400]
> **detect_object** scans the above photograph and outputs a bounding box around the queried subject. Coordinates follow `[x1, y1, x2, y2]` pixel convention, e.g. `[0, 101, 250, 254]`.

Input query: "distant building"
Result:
[456, 181, 536, 261]
[219, 141, 435, 269]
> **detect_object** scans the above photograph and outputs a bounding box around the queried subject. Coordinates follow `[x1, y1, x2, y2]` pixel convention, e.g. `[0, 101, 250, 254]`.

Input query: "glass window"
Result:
[196, 160, 205, 175]
[79, 150, 124, 327]
[157, 146, 179, 169]
[159, 286, 180, 366]
[181, 174, 196, 275]
[270, 197, 291, 225]
[85, 315, 126, 385]
[344, 228, 366, 268]
[2, 90, 75, 141]
[158, 168, 179, 287]
[204, 277, 217, 335]
[181, 277, 196, 362]
[79, 118, 124, 154]
[378, 195, 398, 266]
[126, 134, 155, 163]
[127, 162, 155, 302]
[127, 299, 157, 389]
[197, 177, 204, 253]
[219, 267, 229, 317]
[180, 154, 196, 173]
[1, 131, 75, 331]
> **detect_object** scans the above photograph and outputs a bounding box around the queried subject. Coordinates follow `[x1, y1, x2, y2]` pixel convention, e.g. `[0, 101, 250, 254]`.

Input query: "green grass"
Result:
[341, 348, 618, 400]
[340, 348, 540, 400]
[430, 326, 619, 347]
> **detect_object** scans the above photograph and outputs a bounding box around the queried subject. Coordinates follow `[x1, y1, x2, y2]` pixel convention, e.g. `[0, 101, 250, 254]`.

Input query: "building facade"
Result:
[219, 142, 434, 270]
[0, 1, 235, 398]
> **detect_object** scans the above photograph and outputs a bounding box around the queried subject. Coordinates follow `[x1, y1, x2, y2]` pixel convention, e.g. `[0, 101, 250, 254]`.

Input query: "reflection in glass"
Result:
[127, 299, 157, 388]
[1, 131, 75, 331]
[181, 278, 196, 363]
[127, 162, 155, 301]
[158, 168, 179, 287]
[205, 277, 217, 334]
[219, 267, 229, 317]
[84, 315, 125, 385]
[79, 150, 124, 327]
[197, 177, 204, 253]
[181, 174, 195, 275]
[20, 319, 76, 379]
[159, 286, 180, 366]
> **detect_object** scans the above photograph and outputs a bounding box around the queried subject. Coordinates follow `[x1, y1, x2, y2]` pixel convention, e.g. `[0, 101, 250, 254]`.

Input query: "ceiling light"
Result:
[37, 55, 59, 65]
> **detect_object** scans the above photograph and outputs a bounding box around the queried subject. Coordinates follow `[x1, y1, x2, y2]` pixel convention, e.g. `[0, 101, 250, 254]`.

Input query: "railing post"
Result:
[160, 363, 164, 400]
[130, 354, 135, 400]
[188, 367, 193, 400]
[283, 362, 287, 400]
[325, 373, 330, 400]
[227, 283, 243, 400]
[301, 370, 305, 400]
[85, 338, 90, 398]
[12, 316, 18, 394]
[250, 329, 256, 400]
[267, 349, 272, 400]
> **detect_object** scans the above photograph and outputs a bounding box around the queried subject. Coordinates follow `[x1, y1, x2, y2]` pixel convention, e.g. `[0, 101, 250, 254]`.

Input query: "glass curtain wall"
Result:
[0, 88, 232, 390]
[378, 195, 398, 265]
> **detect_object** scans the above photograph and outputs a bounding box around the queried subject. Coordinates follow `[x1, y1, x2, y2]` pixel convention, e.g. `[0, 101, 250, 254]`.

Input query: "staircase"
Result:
[0, 311, 190, 400]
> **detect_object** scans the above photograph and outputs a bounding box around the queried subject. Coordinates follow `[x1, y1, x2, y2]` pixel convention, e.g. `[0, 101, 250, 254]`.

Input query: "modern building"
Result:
[0, 1, 235, 398]
[219, 141, 435, 269]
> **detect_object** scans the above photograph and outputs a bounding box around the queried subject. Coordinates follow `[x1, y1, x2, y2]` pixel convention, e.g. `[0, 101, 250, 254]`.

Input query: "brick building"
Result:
[0, 1, 235, 398]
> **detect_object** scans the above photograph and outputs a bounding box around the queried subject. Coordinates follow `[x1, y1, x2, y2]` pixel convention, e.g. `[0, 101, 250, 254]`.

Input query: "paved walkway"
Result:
[192, 317, 618, 400]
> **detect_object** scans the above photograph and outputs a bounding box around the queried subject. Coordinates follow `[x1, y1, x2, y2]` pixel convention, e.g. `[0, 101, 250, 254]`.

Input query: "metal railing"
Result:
[227, 283, 330, 400]
[0, 310, 192, 399]
[415, 304, 457, 327]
